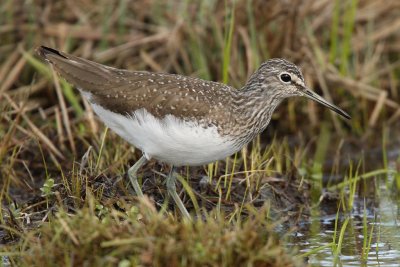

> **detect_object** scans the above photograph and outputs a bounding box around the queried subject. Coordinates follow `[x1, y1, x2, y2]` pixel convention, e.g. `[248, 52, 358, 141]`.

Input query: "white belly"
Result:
[89, 103, 239, 166]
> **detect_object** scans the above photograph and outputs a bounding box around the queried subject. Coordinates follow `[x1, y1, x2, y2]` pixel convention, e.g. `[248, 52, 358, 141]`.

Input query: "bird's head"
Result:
[246, 58, 350, 120]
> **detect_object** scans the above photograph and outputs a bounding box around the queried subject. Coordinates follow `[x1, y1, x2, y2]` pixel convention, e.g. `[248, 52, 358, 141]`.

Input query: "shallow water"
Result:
[1, 256, 10, 266]
[289, 161, 400, 266]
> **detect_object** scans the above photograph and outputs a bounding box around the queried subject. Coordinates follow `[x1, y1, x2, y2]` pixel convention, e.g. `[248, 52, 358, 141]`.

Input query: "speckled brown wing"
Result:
[92, 73, 236, 125]
[37, 46, 235, 128]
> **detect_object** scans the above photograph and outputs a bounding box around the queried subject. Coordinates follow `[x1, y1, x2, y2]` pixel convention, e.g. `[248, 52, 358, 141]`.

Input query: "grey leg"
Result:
[127, 155, 147, 197]
[166, 167, 191, 220]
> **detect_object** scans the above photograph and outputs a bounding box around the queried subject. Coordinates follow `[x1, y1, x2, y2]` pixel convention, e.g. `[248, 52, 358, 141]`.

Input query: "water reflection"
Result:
[288, 165, 400, 266]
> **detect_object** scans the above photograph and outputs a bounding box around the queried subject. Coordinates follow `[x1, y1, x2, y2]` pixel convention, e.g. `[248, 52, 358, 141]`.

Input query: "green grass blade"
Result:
[222, 0, 236, 84]
[329, 0, 340, 63]
[340, 0, 358, 74]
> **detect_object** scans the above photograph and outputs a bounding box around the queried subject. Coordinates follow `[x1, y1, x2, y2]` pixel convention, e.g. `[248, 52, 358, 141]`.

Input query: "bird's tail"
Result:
[36, 46, 113, 92]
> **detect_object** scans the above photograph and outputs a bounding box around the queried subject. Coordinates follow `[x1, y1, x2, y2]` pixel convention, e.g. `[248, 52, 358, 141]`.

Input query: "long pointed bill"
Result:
[303, 89, 351, 120]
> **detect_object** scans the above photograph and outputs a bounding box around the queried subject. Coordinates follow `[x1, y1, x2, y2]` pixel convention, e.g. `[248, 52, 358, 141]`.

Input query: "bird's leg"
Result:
[127, 155, 147, 197]
[166, 166, 191, 220]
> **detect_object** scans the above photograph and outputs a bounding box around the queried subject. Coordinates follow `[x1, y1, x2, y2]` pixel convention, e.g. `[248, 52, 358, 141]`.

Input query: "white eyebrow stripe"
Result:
[292, 76, 305, 87]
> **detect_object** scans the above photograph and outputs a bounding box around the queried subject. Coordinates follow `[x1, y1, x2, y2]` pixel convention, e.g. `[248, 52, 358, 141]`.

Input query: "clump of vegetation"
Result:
[4, 197, 303, 267]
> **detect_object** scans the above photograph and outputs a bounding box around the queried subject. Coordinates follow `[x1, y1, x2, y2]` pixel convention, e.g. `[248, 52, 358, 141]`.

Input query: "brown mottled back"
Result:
[37, 46, 238, 131]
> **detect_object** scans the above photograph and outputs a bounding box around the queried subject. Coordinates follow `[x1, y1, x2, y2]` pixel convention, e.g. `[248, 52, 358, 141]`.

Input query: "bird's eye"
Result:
[280, 73, 291, 83]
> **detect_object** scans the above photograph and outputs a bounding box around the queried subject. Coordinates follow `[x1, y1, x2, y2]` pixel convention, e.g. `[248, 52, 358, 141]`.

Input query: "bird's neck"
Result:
[233, 84, 284, 138]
